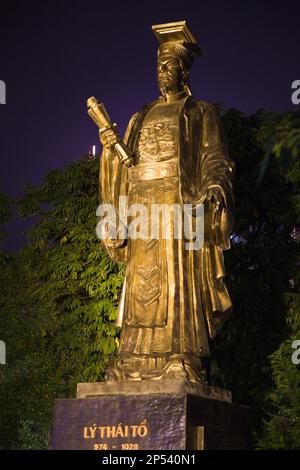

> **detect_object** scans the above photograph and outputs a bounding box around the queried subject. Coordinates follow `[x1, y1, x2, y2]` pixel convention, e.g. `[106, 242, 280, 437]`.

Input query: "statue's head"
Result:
[157, 43, 192, 96]
[153, 21, 202, 99]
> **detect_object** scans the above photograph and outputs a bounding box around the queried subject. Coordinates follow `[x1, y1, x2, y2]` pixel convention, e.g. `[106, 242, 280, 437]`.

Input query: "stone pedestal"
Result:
[51, 380, 250, 450]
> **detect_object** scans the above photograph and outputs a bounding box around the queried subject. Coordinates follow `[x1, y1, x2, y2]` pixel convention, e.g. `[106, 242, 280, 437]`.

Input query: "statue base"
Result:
[51, 380, 251, 450]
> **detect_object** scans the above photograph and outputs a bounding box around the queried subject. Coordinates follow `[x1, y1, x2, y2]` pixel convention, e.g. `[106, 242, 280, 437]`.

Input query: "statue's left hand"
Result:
[206, 187, 224, 209]
[206, 186, 225, 229]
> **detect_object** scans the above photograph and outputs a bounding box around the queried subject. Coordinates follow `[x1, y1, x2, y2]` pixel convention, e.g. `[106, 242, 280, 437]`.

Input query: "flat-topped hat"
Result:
[152, 21, 202, 69]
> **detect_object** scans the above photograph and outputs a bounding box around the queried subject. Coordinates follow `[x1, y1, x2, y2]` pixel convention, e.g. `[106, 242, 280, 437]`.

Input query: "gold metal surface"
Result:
[152, 20, 202, 56]
[87, 96, 134, 167]
[128, 159, 178, 181]
[94, 21, 235, 383]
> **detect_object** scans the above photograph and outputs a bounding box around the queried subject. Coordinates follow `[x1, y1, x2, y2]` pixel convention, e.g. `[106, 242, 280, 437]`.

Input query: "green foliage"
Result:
[257, 111, 300, 185]
[210, 109, 300, 448]
[256, 294, 300, 448]
[0, 159, 122, 449]
[0, 192, 11, 225]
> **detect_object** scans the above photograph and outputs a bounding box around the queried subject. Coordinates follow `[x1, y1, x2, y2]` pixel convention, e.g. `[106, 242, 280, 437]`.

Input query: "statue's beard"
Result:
[159, 84, 168, 97]
[159, 80, 182, 97]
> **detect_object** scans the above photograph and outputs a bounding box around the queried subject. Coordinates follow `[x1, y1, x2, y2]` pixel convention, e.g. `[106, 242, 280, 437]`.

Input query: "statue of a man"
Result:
[98, 21, 235, 383]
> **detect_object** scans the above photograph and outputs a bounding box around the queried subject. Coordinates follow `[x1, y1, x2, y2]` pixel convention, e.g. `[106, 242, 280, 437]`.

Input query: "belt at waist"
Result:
[128, 160, 178, 181]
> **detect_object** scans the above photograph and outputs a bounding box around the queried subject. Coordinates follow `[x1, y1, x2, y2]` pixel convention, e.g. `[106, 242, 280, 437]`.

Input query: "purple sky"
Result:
[0, 0, 299, 250]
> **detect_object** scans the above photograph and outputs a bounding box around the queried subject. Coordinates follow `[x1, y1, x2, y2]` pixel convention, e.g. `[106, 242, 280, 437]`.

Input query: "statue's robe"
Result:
[99, 95, 235, 375]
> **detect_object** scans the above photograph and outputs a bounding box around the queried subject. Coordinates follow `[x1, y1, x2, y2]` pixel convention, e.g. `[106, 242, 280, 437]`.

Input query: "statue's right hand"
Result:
[99, 124, 119, 151]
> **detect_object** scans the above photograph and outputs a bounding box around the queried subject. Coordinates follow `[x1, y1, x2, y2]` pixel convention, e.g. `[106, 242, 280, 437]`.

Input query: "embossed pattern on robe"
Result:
[120, 98, 209, 356]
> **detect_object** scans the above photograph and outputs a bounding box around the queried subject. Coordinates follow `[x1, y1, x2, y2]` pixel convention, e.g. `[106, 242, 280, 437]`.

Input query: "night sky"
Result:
[0, 0, 299, 250]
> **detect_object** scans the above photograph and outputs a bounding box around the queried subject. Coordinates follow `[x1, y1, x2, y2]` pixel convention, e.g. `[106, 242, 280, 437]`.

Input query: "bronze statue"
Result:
[89, 21, 235, 383]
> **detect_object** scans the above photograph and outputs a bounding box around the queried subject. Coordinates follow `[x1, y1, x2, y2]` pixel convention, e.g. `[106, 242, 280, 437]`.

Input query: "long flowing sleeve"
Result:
[200, 104, 235, 250]
[197, 104, 235, 336]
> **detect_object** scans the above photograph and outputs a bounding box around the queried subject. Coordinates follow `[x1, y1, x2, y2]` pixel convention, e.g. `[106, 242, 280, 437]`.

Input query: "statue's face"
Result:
[157, 56, 185, 94]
